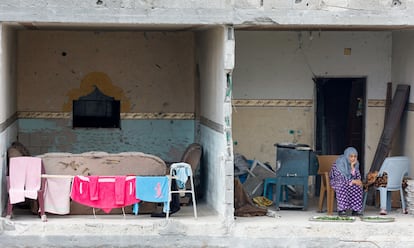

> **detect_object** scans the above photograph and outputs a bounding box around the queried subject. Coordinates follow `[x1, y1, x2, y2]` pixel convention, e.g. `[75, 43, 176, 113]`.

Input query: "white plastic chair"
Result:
[377, 156, 410, 213]
[167, 162, 197, 219]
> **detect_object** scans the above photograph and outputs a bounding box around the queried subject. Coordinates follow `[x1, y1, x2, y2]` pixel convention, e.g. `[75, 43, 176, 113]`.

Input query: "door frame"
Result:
[314, 77, 366, 175]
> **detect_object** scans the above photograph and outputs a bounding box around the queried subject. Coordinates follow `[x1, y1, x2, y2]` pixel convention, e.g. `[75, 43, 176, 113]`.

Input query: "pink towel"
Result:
[89, 176, 99, 201]
[71, 176, 139, 213]
[9, 157, 41, 204]
[115, 176, 126, 205]
[44, 177, 72, 215]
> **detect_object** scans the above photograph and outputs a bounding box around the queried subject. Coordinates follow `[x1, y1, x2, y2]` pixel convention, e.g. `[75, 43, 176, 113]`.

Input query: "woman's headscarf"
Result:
[335, 147, 359, 179]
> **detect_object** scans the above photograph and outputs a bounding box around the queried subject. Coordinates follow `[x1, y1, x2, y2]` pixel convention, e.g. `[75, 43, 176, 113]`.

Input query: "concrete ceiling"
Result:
[17, 22, 209, 32]
[12, 22, 414, 32]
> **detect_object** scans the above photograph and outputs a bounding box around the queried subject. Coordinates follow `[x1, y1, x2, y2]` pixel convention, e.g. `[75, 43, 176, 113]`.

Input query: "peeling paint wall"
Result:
[17, 119, 194, 161]
[62, 72, 131, 113]
[16, 30, 197, 161]
[196, 27, 231, 219]
[364, 106, 386, 168]
[0, 24, 18, 212]
[232, 106, 313, 166]
[0, 25, 17, 124]
[392, 31, 414, 103]
[17, 30, 195, 113]
[232, 31, 392, 171]
[0, 123, 18, 213]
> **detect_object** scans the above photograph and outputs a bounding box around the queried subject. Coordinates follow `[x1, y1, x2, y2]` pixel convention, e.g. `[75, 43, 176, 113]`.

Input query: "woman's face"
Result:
[348, 153, 358, 164]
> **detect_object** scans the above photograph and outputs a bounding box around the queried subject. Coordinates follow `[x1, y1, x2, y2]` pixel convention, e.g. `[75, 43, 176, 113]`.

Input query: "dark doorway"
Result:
[315, 77, 366, 174]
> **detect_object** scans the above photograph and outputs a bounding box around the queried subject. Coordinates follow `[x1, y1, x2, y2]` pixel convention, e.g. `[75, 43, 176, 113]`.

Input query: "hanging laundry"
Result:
[8, 157, 42, 204]
[134, 176, 169, 214]
[70, 175, 139, 213]
[171, 162, 192, 189]
[44, 177, 72, 215]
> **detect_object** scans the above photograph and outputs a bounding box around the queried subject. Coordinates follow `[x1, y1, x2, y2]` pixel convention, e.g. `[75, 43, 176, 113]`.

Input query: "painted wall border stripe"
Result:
[17, 111, 195, 120]
[408, 103, 414, 112]
[231, 99, 404, 109]
[231, 99, 388, 108]
[12, 101, 414, 121]
[0, 112, 18, 133]
[200, 116, 223, 133]
[367, 99, 385, 107]
[232, 99, 313, 107]
[367, 100, 414, 110]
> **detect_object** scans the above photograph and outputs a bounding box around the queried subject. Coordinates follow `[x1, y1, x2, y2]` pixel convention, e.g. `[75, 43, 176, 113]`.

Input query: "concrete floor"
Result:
[1, 197, 414, 248]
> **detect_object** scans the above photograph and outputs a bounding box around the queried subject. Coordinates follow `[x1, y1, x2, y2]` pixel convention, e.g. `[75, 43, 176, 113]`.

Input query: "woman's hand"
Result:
[350, 159, 358, 169]
[348, 153, 358, 169]
[352, 179, 363, 187]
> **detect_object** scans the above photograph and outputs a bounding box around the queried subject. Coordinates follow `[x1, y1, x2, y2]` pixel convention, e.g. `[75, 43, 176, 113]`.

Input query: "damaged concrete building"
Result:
[1, 0, 414, 246]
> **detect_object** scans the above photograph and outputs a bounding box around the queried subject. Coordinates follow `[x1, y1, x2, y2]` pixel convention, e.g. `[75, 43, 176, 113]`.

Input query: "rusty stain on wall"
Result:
[62, 72, 131, 112]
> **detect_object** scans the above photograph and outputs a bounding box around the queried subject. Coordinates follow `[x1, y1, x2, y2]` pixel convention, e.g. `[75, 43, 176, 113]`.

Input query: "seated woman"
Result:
[329, 147, 363, 216]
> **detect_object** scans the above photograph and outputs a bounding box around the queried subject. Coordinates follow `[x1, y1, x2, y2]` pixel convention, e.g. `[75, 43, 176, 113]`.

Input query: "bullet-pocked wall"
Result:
[232, 31, 392, 172]
[16, 30, 197, 161]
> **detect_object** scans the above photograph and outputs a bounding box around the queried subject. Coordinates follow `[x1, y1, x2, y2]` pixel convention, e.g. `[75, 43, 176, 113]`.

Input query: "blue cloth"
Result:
[173, 165, 192, 189]
[134, 176, 169, 214]
[335, 147, 359, 179]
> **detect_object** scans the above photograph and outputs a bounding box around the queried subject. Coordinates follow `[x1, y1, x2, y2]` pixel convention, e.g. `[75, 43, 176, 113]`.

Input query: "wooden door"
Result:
[346, 78, 365, 175]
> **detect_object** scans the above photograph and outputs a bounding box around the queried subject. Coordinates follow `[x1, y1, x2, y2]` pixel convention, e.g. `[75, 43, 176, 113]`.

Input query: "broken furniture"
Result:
[271, 143, 318, 210]
[168, 162, 197, 219]
[234, 153, 251, 179]
[243, 160, 276, 198]
[316, 155, 339, 215]
[363, 156, 410, 214]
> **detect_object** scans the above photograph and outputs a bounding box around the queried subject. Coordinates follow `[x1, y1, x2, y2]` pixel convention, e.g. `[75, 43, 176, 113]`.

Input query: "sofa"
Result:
[37, 151, 167, 216]
[38, 151, 166, 176]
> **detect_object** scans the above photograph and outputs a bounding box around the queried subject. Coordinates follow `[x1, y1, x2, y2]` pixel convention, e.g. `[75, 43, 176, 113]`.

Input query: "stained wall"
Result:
[232, 31, 392, 171]
[16, 30, 197, 161]
[0, 24, 18, 212]
[391, 31, 414, 168]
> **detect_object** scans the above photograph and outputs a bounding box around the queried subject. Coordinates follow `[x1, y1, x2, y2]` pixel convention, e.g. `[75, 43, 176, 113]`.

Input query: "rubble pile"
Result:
[405, 180, 414, 214]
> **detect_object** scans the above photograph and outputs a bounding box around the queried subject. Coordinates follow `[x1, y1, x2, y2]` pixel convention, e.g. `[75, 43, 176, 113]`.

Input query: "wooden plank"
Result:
[369, 84, 410, 172]
[384, 82, 392, 126]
